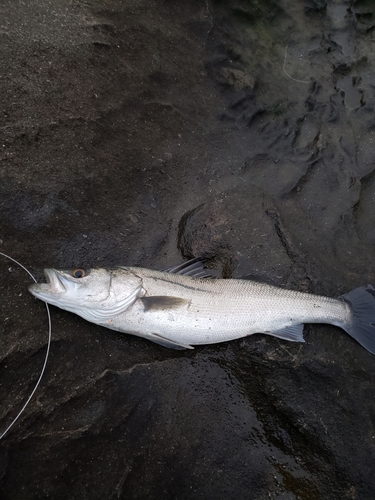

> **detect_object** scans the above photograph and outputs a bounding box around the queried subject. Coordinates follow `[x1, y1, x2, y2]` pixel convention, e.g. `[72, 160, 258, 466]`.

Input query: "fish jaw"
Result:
[28, 269, 80, 308]
[29, 269, 88, 313]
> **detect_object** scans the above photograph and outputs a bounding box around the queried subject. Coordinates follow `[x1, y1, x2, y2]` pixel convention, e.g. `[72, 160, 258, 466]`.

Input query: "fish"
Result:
[28, 258, 375, 353]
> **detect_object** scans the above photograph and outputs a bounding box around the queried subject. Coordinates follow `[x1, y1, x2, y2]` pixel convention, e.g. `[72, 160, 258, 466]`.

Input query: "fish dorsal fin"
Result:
[161, 257, 213, 278]
[140, 296, 190, 311]
[76, 285, 143, 322]
[148, 332, 194, 350]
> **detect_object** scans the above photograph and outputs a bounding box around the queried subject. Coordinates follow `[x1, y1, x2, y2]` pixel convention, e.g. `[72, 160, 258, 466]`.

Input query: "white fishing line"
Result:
[0, 251, 52, 440]
[283, 45, 310, 84]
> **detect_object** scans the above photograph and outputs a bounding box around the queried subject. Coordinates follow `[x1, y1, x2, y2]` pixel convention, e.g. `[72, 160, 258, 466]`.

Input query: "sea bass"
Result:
[28, 259, 375, 353]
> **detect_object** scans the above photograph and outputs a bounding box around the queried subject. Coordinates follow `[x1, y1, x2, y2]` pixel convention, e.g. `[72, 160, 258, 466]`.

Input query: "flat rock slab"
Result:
[1, 0, 375, 498]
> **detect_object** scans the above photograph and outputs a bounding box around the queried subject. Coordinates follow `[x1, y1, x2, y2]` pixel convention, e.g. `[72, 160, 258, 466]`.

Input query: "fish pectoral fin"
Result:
[148, 332, 194, 350]
[266, 324, 305, 342]
[140, 296, 190, 312]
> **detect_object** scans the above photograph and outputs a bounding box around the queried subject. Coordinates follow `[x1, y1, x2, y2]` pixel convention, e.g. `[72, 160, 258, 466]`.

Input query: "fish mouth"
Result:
[29, 269, 68, 297]
[45, 269, 68, 293]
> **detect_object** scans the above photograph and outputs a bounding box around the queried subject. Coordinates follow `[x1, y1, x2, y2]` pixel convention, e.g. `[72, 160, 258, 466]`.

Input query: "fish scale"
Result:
[114, 268, 350, 346]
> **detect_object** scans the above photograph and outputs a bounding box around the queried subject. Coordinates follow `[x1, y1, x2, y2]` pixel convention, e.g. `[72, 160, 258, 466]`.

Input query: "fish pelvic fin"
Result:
[340, 285, 375, 354]
[148, 332, 194, 350]
[265, 324, 305, 342]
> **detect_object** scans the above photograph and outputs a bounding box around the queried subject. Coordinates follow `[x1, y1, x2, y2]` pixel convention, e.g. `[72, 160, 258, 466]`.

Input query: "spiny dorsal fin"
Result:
[161, 257, 212, 278]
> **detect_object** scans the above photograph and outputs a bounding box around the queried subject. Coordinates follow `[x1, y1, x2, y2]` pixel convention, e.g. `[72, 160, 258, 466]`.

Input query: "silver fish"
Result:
[28, 259, 375, 353]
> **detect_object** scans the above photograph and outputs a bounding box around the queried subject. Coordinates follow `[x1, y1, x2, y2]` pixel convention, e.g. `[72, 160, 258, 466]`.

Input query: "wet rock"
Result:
[177, 188, 291, 281]
[336, 74, 363, 109]
[295, 115, 320, 149]
[305, 0, 327, 14]
[220, 67, 255, 90]
[1, 0, 375, 498]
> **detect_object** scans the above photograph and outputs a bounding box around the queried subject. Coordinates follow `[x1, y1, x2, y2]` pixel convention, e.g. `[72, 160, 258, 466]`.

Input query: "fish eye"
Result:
[72, 268, 86, 278]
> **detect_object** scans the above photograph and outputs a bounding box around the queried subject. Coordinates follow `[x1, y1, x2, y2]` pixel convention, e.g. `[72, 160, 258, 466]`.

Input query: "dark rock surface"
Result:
[1, 0, 375, 498]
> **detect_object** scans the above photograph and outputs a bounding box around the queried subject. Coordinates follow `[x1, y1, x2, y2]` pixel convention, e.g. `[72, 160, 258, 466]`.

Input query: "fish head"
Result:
[28, 267, 143, 320]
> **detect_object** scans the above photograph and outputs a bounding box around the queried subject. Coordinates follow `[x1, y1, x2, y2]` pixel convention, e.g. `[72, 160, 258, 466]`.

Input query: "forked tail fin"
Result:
[340, 285, 375, 354]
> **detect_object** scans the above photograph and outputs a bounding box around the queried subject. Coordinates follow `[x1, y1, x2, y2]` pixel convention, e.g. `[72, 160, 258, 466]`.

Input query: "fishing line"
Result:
[283, 45, 310, 84]
[0, 251, 52, 440]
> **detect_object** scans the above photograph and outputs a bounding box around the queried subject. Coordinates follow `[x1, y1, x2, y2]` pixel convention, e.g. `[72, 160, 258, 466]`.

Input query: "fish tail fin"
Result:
[340, 285, 375, 354]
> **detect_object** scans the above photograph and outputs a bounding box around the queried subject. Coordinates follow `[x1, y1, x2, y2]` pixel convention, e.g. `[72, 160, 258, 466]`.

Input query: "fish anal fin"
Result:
[148, 332, 194, 350]
[140, 296, 190, 312]
[266, 324, 305, 342]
